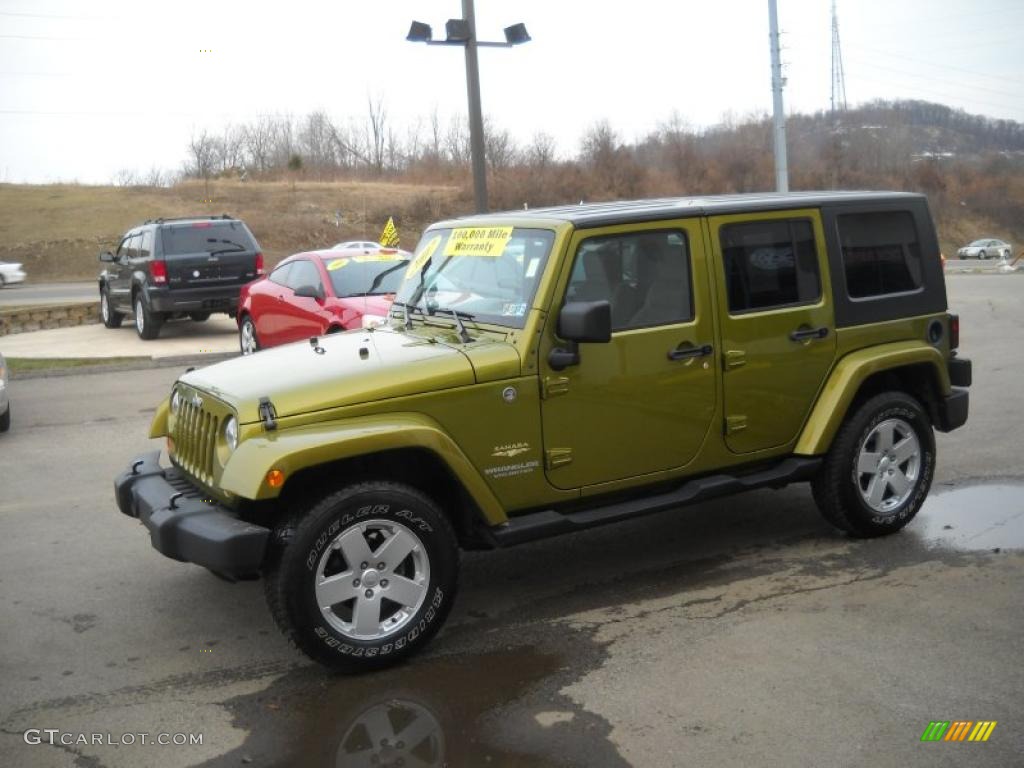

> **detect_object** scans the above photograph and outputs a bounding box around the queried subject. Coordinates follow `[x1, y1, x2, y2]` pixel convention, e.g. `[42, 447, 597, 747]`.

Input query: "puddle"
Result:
[910, 483, 1024, 551]
[200, 646, 625, 768]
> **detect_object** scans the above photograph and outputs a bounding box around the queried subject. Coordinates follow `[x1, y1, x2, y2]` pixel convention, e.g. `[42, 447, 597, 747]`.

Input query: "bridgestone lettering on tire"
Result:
[812, 391, 935, 538]
[264, 481, 459, 671]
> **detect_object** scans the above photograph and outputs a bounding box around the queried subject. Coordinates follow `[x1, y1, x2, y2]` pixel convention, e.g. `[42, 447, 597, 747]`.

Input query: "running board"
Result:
[488, 457, 821, 547]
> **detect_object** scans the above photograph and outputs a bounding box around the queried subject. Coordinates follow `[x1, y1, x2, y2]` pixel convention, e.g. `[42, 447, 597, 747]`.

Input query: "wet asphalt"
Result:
[0, 274, 1022, 767]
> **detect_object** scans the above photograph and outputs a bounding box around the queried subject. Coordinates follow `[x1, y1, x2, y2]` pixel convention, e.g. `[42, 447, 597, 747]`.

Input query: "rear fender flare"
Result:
[795, 341, 950, 456]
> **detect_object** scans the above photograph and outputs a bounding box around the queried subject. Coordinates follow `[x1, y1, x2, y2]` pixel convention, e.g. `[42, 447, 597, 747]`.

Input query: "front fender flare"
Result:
[219, 412, 507, 526]
[795, 341, 950, 456]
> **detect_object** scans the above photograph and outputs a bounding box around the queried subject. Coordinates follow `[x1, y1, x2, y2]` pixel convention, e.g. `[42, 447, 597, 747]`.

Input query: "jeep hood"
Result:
[181, 327, 519, 423]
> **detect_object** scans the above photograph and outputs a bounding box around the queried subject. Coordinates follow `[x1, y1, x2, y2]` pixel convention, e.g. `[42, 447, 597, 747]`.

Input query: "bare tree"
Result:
[244, 116, 276, 173]
[526, 132, 556, 171]
[186, 130, 217, 179]
[366, 94, 388, 174]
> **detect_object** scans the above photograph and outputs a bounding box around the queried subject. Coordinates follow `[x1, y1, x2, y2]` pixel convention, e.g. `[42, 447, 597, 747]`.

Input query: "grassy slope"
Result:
[0, 180, 463, 282]
[0, 179, 1015, 284]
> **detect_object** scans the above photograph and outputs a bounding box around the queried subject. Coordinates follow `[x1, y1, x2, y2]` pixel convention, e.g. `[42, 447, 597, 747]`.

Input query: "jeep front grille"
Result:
[173, 397, 219, 486]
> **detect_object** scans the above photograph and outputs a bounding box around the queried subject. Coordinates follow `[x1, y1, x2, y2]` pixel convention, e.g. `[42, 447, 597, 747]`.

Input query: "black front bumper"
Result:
[115, 451, 269, 580]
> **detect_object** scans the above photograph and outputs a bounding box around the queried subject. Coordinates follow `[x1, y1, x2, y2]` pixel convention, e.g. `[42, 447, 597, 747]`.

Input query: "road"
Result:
[0, 274, 1021, 767]
[0, 281, 96, 307]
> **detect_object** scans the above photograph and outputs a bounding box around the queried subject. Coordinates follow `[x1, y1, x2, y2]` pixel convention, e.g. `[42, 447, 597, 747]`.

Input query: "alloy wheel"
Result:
[314, 519, 430, 642]
[854, 417, 921, 514]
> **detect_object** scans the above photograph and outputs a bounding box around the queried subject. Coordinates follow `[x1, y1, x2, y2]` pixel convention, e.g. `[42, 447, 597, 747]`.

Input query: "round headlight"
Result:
[170, 388, 181, 415]
[224, 416, 238, 452]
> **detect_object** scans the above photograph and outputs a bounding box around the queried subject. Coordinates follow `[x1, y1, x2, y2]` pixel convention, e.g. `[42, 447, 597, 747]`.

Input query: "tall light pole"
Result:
[768, 0, 789, 193]
[407, 2, 531, 213]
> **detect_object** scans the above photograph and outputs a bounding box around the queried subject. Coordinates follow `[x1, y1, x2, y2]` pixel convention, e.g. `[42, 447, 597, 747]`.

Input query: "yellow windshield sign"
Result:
[405, 235, 442, 278]
[326, 258, 349, 271]
[443, 226, 513, 257]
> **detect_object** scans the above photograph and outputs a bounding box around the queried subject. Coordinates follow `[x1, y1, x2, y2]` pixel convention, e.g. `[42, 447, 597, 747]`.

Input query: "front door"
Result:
[281, 258, 327, 342]
[709, 211, 837, 454]
[540, 222, 717, 490]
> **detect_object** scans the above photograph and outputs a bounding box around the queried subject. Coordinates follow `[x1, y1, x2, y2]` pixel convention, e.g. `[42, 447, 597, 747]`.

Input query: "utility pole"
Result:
[406, 3, 531, 214]
[462, 0, 488, 213]
[830, 0, 848, 114]
[768, 0, 789, 193]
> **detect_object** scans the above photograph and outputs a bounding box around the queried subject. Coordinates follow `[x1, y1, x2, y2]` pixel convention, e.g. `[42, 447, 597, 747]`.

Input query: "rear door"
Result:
[709, 210, 836, 454]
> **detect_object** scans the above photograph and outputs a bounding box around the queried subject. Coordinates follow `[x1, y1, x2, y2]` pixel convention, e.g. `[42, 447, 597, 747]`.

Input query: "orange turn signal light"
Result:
[266, 469, 285, 488]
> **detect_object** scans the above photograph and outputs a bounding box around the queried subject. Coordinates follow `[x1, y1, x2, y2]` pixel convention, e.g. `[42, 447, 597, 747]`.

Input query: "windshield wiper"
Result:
[430, 307, 474, 344]
[390, 300, 425, 330]
[207, 238, 247, 256]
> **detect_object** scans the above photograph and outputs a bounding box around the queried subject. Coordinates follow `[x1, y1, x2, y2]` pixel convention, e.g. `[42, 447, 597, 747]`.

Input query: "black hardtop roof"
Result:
[453, 191, 924, 228]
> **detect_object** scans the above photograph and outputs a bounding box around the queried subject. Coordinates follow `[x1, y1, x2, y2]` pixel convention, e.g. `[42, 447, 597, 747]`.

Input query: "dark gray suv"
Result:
[98, 215, 263, 339]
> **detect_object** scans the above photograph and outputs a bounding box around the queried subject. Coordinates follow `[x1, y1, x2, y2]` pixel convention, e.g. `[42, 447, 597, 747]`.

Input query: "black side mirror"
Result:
[294, 284, 325, 301]
[99, 251, 115, 262]
[549, 300, 611, 370]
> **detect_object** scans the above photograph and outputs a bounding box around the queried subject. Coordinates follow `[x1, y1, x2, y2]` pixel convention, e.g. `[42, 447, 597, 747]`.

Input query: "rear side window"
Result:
[837, 211, 923, 298]
[139, 230, 153, 258]
[720, 219, 820, 313]
[286, 260, 322, 291]
[160, 221, 256, 256]
[269, 262, 292, 286]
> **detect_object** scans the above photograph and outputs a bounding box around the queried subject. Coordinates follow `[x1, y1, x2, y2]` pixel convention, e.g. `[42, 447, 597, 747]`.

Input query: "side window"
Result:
[286, 260, 322, 291]
[566, 230, 692, 331]
[124, 233, 140, 260]
[837, 211, 922, 298]
[115, 235, 131, 259]
[139, 230, 153, 259]
[269, 262, 292, 286]
[721, 219, 820, 313]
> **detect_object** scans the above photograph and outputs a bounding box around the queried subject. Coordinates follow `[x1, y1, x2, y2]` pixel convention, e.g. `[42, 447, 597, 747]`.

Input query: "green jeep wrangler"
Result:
[115, 192, 971, 671]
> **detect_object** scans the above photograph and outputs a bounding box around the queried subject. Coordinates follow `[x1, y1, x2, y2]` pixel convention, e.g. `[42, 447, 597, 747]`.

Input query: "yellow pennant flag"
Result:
[379, 216, 400, 247]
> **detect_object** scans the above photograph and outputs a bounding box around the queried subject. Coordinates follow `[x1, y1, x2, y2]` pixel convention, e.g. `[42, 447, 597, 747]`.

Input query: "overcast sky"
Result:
[1, 0, 1021, 183]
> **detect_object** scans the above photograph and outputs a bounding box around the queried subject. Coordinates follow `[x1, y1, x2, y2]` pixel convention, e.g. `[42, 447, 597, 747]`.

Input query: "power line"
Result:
[0, 34, 83, 41]
[846, 57, 1024, 100]
[846, 43, 1024, 86]
[0, 10, 104, 19]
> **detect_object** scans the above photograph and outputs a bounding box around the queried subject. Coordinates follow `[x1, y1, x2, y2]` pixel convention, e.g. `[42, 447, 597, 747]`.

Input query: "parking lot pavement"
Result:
[0, 315, 238, 359]
[0, 274, 1021, 768]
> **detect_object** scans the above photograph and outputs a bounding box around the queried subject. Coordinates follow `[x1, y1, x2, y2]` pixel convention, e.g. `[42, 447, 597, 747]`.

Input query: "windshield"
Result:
[968, 240, 988, 247]
[160, 222, 256, 255]
[322, 254, 408, 297]
[394, 227, 555, 329]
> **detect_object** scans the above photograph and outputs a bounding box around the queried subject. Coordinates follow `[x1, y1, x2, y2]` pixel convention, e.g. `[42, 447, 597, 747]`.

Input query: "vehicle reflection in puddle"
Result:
[213, 645, 622, 768]
[910, 483, 1024, 551]
[336, 698, 444, 768]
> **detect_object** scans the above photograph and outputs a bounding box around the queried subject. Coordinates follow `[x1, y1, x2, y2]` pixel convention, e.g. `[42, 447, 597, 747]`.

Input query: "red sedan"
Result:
[237, 248, 409, 355]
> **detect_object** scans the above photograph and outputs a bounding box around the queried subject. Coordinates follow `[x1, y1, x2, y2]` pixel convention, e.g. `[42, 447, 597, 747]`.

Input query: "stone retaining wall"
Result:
[0, 302, 99, 335]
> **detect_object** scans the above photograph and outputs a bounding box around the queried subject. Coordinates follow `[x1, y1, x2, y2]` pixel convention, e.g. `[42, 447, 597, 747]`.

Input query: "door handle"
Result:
[789, 326, 830, 342]
[668, 343, 713, 361]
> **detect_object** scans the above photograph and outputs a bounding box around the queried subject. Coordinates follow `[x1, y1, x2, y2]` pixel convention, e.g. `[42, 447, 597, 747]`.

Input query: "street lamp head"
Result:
[503, 23, 531, 45]
[445, 18, 470, 42]
[406, 21, 432, 43]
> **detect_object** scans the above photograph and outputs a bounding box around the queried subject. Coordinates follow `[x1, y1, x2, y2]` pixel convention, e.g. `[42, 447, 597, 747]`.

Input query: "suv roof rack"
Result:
[143, 214, 234, 224]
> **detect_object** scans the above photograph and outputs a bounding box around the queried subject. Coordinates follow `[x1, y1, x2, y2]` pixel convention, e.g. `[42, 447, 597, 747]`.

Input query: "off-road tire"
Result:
[264, 481, 460, 671]
[100, 285, 124, 328]
[134, 293, 164, 340]
[0, 404, 10, 432]
[812, 391, 935, 538]
[189, 312, 210, 322]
